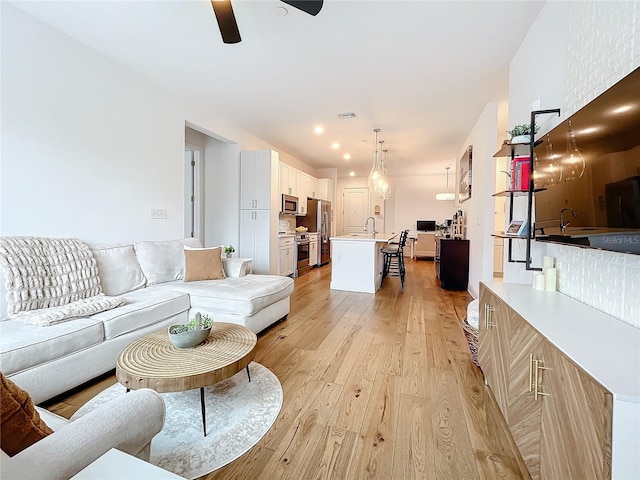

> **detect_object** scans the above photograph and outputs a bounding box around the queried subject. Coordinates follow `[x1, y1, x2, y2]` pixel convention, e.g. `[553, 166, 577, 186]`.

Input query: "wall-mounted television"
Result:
[533, 66, 640, 254]
[417, 220, 436, 232]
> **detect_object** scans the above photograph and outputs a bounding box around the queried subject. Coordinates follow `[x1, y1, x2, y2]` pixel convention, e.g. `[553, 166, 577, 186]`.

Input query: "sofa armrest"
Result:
[1, 389, 165, 480]
[222, 257, 253, 277]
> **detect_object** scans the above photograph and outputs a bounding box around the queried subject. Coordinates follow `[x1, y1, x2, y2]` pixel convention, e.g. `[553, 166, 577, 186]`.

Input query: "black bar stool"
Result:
[379, 229, 409, 292]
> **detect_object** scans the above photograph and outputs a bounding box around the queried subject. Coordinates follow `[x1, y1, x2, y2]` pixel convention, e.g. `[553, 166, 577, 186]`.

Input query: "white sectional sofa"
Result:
[0, 237, 294, 404]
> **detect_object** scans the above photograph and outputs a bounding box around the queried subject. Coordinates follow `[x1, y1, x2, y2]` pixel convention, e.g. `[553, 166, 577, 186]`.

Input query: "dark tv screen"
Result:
[417, 220, 436, 232]
[533, 66, 640, 254]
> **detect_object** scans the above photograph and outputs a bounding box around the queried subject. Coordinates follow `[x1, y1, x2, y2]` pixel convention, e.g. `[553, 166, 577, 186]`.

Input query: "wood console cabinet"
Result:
[435, 238, 469, 290]
[479, 282, 640, 480]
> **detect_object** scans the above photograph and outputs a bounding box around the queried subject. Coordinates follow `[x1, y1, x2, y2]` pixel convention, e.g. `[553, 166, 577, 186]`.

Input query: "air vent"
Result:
[337, 112, 357, 119]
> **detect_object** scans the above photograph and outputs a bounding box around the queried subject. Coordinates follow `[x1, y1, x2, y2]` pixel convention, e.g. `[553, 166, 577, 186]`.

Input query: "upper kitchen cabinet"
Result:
[308, 176, 319, 200]
[318, 178, 335, 203]
[241, 149, 279, 210]
[296, 170, 309, 215]
[280, 162, 296, 197]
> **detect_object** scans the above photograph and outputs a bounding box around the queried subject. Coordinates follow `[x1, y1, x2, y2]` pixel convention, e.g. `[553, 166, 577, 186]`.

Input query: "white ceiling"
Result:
[11, 0, 544, 177]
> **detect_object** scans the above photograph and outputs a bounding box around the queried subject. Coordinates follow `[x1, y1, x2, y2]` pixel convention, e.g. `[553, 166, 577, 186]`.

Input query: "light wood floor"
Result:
[44, 259, 527, 480]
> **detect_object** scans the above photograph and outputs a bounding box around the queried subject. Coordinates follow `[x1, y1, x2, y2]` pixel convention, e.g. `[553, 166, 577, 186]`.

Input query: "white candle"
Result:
[534, 273, 546, 290]
[545, 268, 557, 291]
[543, 256, 555, 269]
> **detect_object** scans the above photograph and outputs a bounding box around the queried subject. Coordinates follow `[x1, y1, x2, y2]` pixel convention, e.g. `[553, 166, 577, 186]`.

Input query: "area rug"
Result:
[74, 363, 283, 479]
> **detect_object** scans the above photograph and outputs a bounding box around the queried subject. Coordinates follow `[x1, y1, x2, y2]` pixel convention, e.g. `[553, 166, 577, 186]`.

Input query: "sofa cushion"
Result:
[159, 274, 294, 316]
[134, 238, 202, 286]
[91, 245, 146, 295]
[0, 318, 104, 376]
[91, 288, 191, 340]
[0, 372, 53, 456]
[184, 246, 226, 282]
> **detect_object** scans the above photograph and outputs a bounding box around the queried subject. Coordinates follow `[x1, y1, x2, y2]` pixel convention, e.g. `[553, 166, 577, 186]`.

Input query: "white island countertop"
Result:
[330, 233, 397, 293]
[330, 233, 398, 242]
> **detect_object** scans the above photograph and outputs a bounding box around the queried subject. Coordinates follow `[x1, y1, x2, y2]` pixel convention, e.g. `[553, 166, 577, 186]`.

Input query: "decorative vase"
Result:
[511, 134, 531, 144]
[168, 324, 212, 348]
[226, 253, 233, 258]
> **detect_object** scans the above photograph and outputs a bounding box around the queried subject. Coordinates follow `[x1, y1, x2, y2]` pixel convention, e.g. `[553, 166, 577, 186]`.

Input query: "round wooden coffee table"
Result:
[116, 322, 257, 436]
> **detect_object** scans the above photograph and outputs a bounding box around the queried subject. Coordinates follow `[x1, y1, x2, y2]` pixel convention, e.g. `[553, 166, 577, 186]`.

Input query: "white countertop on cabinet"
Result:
[483, 282, 640, 403]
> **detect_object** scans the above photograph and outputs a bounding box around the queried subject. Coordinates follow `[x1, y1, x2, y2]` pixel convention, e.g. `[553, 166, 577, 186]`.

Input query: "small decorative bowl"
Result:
[168, 325, 212, 349]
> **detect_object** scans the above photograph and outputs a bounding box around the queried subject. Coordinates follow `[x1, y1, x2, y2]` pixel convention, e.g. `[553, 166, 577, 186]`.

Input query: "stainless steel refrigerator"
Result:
[299, 198, 331, 265]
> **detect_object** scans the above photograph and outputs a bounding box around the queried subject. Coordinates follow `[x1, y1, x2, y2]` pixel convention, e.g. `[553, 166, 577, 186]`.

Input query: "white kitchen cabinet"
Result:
[241, 150, 278, 210]
[308, 176, 319, 200]
[296, 170, 308, 215]
[280, 162, 296, 197]
[318, 178, 334, 203]
[239, 150, 279, 275]
[278, 236, 295, 276]
[309, 233, 318, 267]
[239, 210, 271, 275]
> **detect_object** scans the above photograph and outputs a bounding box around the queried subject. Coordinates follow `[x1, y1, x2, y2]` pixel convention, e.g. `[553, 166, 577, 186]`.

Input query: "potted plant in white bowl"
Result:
[507, 124, 540, 144]
[223, 245, 235, 258]
[168, 312, 213, 349]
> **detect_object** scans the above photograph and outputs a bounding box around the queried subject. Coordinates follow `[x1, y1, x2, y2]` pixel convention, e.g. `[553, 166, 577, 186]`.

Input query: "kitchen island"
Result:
[330, 233, 397, 293]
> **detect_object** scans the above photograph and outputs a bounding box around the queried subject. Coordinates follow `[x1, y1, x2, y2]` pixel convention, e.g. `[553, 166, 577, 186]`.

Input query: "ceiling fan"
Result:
[210, 0, 323, 44]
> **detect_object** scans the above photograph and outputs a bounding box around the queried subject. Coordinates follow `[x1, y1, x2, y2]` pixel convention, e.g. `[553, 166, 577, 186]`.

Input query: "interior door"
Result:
[184, 146, 203, 244]
[342, 187, 369, 234]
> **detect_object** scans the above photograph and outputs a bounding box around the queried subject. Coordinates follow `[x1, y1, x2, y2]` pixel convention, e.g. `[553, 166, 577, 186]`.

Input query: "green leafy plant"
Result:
[172, 312, 213, 333]
[507, 124, 540, 137]
[223, 245, 235, 255]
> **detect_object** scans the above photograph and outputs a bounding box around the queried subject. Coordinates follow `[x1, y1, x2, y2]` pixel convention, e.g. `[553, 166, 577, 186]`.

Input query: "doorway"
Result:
[342, 187, 370, 234]
[184, 144, 204, 244]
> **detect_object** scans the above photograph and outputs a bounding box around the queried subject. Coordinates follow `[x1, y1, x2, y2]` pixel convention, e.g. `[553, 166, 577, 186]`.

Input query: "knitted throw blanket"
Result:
[0, 236, 125, 326]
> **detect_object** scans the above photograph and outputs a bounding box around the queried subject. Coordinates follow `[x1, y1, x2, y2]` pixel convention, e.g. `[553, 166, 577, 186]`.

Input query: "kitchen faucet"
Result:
[364, 216, 377, 237]
[560, 208, 577, 234]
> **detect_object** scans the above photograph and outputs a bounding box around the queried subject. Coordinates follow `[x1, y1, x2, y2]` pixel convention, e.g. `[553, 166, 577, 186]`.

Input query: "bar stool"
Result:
[379, 229, 409, 292]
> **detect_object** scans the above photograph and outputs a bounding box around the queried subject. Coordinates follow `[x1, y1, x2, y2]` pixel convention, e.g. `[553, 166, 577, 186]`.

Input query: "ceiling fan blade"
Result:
[281, 0, 323, 16]
[210, 0, 241, 44]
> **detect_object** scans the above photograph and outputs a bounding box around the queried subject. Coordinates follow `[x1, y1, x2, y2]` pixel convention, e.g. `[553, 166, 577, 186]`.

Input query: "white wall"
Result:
[0, 5, 304, 247]
[1, 5, 186, 244]
[455, 103, 502, 299]
[335, 174, 457, 238]
[384, 174, 457, 233]
[505, 0, 640, 327]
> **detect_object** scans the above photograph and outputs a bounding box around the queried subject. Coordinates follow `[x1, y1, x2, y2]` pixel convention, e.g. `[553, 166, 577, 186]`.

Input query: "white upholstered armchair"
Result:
[1, 388, 165, 480]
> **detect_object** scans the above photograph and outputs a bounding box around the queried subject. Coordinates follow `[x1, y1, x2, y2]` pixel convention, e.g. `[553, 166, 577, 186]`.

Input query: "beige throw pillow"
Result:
[184, 246, 226, 282]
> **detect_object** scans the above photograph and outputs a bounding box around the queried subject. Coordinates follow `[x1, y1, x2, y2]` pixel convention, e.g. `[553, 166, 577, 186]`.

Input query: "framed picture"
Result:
[505, 219, 528, 236]
[459, 145, 472, 203]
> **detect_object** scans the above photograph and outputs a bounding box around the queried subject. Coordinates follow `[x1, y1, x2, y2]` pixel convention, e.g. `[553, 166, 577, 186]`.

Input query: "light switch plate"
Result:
[150, 209, 167, 219]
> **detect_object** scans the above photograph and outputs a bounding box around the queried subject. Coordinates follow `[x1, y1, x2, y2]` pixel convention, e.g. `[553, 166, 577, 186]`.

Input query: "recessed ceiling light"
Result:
[337, 112, 357, 119]
[343, 153, 351, 160]
[349, 171, 355, 177]
[275, 6, 288, 16]
[332, 143, 340, 149]
[314, 126, 324, 135]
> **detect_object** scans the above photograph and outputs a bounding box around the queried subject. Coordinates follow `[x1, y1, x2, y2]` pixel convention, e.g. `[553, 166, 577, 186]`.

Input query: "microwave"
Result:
[281, 194, 299, 215]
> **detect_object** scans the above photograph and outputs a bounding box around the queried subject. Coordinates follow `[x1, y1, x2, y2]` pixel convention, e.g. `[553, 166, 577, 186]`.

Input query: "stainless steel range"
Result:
[294, 232, 311, 277]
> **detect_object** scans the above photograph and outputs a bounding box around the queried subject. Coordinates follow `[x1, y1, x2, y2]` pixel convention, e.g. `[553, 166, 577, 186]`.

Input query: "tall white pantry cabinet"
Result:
[239, 150, 280, 275]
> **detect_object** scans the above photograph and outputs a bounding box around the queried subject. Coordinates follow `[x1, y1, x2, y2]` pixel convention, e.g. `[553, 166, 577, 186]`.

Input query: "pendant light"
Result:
[380, 148, 391, 200]
[561, 119, 585, 181]
[534, 134, 562, 188]
[367, 128, 384, 196]
[436, 166, 455, 201]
